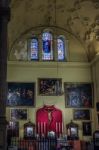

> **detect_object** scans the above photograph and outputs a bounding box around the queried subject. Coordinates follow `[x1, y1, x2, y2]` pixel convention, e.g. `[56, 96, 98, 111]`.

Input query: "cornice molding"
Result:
[7, 61, 90, 69]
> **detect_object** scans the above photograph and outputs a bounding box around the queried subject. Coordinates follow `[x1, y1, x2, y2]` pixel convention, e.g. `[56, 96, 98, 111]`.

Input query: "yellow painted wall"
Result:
[91, 55, 99, 131]
[6, 61, 94, 141]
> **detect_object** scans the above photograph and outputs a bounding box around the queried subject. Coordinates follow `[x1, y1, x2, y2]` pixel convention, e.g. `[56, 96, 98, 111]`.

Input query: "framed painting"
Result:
[38, 78, 62, 96]
[6, 82, 35, 106]
[97, 113, 99, 124]
[64, 82, 93, 108]
[10, 108, 28, 120]
[82, 121, 92, 136]
[73, 109, 91, 120]
[96, 102, 99, 111]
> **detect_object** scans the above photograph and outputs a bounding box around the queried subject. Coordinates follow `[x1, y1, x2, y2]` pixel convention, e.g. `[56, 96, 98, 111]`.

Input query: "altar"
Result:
[8, 136, 89, 150]
[7, 105, 81, 150]
[8, 137, 73, 150]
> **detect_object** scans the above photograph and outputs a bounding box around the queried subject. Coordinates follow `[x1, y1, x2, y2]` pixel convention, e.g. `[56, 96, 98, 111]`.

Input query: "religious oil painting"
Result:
[97, 114, 99, 125]
[6, 82, 35, 106]
[10, 108, 28, 120]
[73, 109, 91, 120]
[64, 83, 93, 108]
[82, 122, 92, 136]
[38, 78, 62, 96]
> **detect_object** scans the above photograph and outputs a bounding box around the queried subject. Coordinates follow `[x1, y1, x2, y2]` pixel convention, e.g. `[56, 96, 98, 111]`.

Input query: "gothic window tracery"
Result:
[57, 36, 65, 61]
[29, 37, 39, 60]
[42, 31, 53, 61]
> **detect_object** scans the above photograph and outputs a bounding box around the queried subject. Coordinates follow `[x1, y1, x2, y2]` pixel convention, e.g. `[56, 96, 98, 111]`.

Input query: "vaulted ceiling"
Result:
[8, 0, 99, 61]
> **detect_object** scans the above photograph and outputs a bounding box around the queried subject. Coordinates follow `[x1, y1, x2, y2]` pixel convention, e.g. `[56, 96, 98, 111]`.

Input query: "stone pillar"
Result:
[0, 0, 10, 149]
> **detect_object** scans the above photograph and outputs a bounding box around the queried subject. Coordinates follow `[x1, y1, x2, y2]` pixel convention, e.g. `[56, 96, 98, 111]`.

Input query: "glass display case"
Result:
[66, 120, 79, 140]
[24, 121, 35, 139]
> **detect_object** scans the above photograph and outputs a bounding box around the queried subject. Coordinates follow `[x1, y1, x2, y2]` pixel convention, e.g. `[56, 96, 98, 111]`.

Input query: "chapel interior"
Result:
[0, 0, 99, 149]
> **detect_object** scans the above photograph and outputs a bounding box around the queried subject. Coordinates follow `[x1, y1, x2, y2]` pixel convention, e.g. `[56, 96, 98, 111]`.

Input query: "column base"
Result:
[0, 116, 7, 150]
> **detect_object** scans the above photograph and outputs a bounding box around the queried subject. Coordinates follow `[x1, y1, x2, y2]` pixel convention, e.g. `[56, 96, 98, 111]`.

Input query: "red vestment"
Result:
[36, 105, 62, 136]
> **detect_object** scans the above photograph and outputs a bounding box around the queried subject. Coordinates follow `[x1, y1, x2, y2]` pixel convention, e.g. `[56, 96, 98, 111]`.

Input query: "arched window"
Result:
[42, 31, 53, 60]
[9, 28, 68, 62]
[29, 37, 39, 60]
[57, 36, 65, 61]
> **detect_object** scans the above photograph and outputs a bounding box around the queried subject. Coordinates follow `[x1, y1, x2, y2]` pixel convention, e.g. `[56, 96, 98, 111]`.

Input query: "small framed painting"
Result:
[96, 102, 99, 111]
[38, 78, 62, 96]
[73, 109, 91, 120]
[64, 82, 93, 108]
[82, 121, 92, 136]
[10, 108, 28, 120]
[97, 113, 99, 124]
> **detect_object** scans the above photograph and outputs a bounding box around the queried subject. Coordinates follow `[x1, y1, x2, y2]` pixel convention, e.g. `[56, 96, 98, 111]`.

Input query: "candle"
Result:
[56, 122, 58, 133]
[44, 122, 46, 134]
[38, 122, 40, 134]
[62, 122, 63, 134]
[41, 122, 43, 135]
[59, 122, 60, 133]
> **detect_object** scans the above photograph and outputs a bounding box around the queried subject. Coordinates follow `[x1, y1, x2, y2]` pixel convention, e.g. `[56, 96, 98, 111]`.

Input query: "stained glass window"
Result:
[42, 32, 53, 60]
[57, 36, 65, 61]
[30, 38, 39, 60]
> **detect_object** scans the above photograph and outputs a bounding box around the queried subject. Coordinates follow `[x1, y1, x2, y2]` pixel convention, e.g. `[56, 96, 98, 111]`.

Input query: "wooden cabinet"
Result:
[68, 140, 87, 150]
[68, 140, 81, 150]
[19, 140, 36, 150]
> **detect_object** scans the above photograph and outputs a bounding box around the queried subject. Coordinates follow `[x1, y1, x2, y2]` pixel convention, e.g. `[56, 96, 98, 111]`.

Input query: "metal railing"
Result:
[7, 137, 57, 150]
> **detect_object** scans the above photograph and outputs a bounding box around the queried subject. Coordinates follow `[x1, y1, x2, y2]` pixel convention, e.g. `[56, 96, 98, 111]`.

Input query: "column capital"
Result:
[0, 6, 10, 21]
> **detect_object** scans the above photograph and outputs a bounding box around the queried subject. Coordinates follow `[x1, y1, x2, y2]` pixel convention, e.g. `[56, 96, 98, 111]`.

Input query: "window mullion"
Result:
[54, 35, 57, 61]
[39, 35, 42, 61]
[27, 39, 31, 61]
[65, 39, 69, 62]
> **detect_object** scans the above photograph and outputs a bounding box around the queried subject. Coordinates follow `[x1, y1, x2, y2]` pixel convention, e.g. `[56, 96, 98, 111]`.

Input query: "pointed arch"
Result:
[29, 37, 39, 60]
[42, 31, 53, 60]
[57, 35, 66, 61]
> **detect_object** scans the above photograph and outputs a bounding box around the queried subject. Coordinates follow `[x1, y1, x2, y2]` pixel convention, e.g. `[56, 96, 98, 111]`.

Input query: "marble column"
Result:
[0, 0, 10, 149]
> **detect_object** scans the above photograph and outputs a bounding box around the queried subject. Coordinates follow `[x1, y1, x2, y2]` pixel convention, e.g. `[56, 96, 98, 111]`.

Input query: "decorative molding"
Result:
[7, 61, 91, 68]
